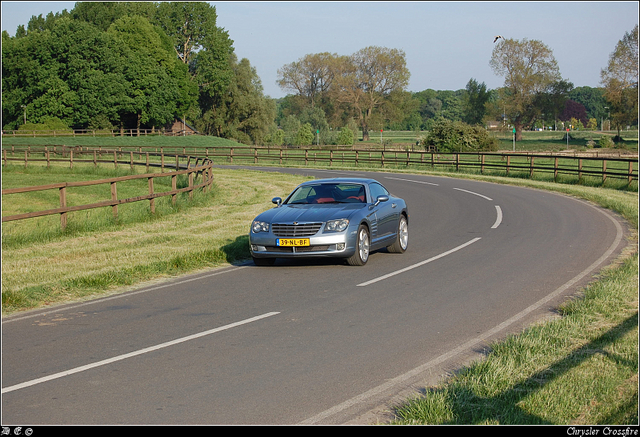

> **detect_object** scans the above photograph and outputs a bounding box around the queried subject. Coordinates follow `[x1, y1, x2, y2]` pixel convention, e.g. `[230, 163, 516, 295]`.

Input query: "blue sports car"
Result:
[249, 177, 408, 266]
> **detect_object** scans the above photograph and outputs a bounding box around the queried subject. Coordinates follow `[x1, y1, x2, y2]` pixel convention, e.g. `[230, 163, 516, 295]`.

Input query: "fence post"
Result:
[130, 151, 134, 171]
[161, 148, 165, 172]
[629, 161, 634, 185]
[189, 171, 194, 200]
[146, 152, 149, 172]
[59, 186, 67, 230]
[171, 174, 177, 205]
[113, 151, 118, 169]
[93, 150, 97, 168]
[578, 158, 583, 181]
[148, 177, 155, 214]
[111, 181, 118, 219]
[602, 159, 607, 183]
[530, 156, 535, 178]
[70, 150, 74, 169]
[554, 157, 559, 181]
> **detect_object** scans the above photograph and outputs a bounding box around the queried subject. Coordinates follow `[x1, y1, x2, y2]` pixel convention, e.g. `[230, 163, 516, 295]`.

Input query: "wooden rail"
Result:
[3, 144, 637, 187]
[2, 150, 214, 230]
[184, 146, 638, 184]
[1, 128, 198, 137]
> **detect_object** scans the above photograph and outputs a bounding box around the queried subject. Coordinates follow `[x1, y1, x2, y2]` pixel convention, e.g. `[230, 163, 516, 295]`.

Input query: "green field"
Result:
[2, 128, 638, 153]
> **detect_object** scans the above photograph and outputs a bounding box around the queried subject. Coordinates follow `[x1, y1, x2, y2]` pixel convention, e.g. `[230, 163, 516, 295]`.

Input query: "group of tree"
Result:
[3, 2, 637, 149]
[2, 2, 274, 144]
[276, 28, 636, 149]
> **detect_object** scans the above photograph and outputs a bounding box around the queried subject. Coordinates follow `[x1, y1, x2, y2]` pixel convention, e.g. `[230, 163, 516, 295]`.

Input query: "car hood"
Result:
[256, 203, 365, 224]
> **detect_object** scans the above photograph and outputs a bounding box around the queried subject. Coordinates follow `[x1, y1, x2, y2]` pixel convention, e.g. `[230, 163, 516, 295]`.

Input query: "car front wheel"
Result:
[387, 215, 408, 253]
[347, 224, 370, 266]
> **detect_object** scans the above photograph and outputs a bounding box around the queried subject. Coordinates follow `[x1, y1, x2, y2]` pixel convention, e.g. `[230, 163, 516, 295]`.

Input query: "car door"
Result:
[368, 182, 398, 243]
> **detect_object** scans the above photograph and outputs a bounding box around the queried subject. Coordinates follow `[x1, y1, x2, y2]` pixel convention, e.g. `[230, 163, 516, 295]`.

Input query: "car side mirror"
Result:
[272, 197, 282, 206]
[373, 195, 389, 206]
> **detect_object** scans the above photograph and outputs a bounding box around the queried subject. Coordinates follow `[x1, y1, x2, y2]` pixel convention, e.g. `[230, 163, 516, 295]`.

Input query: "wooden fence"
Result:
[1, 128, 188, 137]
[2, 149, 214, 230]
[3, 144, 638, 184]
[174, 146, 637, 184]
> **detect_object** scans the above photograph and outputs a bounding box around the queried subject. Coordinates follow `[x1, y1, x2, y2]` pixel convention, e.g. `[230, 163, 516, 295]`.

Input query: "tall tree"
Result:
[600, 24, 638, 136]
[334, 46, 410, 140]
[277, 52, 342, 107]
[154, 2, 223, 66]
[463, 78, 490, 125]
[71, 2, 156, 31]
[107, 15, 184, 132]
[198, 54, 275, 145]
[490, 37, 562, 140]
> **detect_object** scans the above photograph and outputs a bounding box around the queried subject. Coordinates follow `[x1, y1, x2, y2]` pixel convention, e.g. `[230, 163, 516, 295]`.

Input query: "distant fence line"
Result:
[2, 144, 638, 184]
[1, 128, 199, 137]
[2, 148, 214, 230]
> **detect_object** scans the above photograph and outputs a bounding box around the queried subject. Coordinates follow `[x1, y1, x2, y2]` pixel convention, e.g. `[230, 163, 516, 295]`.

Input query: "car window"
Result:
[369, 183, 389, 200]
[286, 186, 314, 204]
[285, 183, 366, 204]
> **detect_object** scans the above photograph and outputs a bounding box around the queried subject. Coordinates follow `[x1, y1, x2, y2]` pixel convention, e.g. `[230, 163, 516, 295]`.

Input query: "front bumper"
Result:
[249, 230, 355, 259]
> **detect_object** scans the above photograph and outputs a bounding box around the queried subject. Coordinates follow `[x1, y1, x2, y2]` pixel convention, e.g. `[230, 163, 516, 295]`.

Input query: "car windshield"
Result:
[286, 183, 366, 205]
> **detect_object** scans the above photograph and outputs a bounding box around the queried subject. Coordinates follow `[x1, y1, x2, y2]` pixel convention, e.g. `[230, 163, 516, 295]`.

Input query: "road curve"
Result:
[1, 168, 628, 425]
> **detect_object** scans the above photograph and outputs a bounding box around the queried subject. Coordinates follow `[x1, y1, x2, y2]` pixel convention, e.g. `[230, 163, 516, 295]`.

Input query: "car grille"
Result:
[272, 222, 322, 237]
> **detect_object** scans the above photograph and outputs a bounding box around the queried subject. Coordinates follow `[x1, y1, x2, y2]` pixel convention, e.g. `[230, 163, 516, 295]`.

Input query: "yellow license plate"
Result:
[277, 238, 310, 247]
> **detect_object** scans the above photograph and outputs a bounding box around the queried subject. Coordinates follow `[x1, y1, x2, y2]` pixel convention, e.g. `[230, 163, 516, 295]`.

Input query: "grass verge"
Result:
[392, 253, 638, 424]
[1, 166, 311, 313]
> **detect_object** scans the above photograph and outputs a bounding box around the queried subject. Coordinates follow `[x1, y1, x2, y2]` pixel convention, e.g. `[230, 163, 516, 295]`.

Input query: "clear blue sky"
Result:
[2, 1, 638, 99]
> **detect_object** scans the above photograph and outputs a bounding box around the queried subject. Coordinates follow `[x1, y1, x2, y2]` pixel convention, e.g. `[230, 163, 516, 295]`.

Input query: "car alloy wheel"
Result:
[388, 215, 408, 253]
[348, 224, 370, 266]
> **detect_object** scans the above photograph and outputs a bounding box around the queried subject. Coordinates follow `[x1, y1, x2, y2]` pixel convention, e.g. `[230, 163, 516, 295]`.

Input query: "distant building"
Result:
[165, 118, 199, 136]
[486, 121, 501, 130]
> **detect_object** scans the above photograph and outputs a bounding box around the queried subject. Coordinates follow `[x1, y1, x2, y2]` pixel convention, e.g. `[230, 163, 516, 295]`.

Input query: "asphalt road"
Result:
[1, 168, 628, 425]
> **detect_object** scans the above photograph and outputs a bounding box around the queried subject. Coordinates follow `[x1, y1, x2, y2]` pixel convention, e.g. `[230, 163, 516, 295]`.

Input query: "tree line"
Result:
[2, 2, 637, 149]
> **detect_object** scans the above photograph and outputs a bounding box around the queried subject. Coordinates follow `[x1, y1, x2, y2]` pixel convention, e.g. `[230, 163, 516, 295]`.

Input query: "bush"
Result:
[17, 117, 71, 132]
[336, 127, 355, 146]
[598, 135, 614, 148]
[294, 123, 314, 146]
[421, 119, 498, 152]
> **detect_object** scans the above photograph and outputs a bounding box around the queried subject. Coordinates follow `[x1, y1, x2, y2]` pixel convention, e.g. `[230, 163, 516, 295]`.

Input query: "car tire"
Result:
[347, 224, 370, 266]
[387, 214, 408, 253]
[253, 257, 276, 266]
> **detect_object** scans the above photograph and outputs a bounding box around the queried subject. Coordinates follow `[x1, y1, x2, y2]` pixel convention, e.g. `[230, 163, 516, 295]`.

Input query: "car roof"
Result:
[298, 177, 379, 186]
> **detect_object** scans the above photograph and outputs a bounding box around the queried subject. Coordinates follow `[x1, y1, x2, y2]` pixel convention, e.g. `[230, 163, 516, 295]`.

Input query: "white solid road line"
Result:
[452, 187, 493, 201]
[1, 312, 280, 394]
[492, 205, 503, 229]
[357, 238, 482, 287]
[385, 176, 439, 186]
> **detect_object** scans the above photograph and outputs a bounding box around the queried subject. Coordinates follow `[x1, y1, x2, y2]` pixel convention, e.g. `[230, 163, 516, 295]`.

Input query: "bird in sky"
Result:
[494, 35, 504, 43]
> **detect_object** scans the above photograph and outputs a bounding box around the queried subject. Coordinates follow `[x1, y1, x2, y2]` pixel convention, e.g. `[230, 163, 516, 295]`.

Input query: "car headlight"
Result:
[252, 220, 269, 233]
[325, 218, 349, 232]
